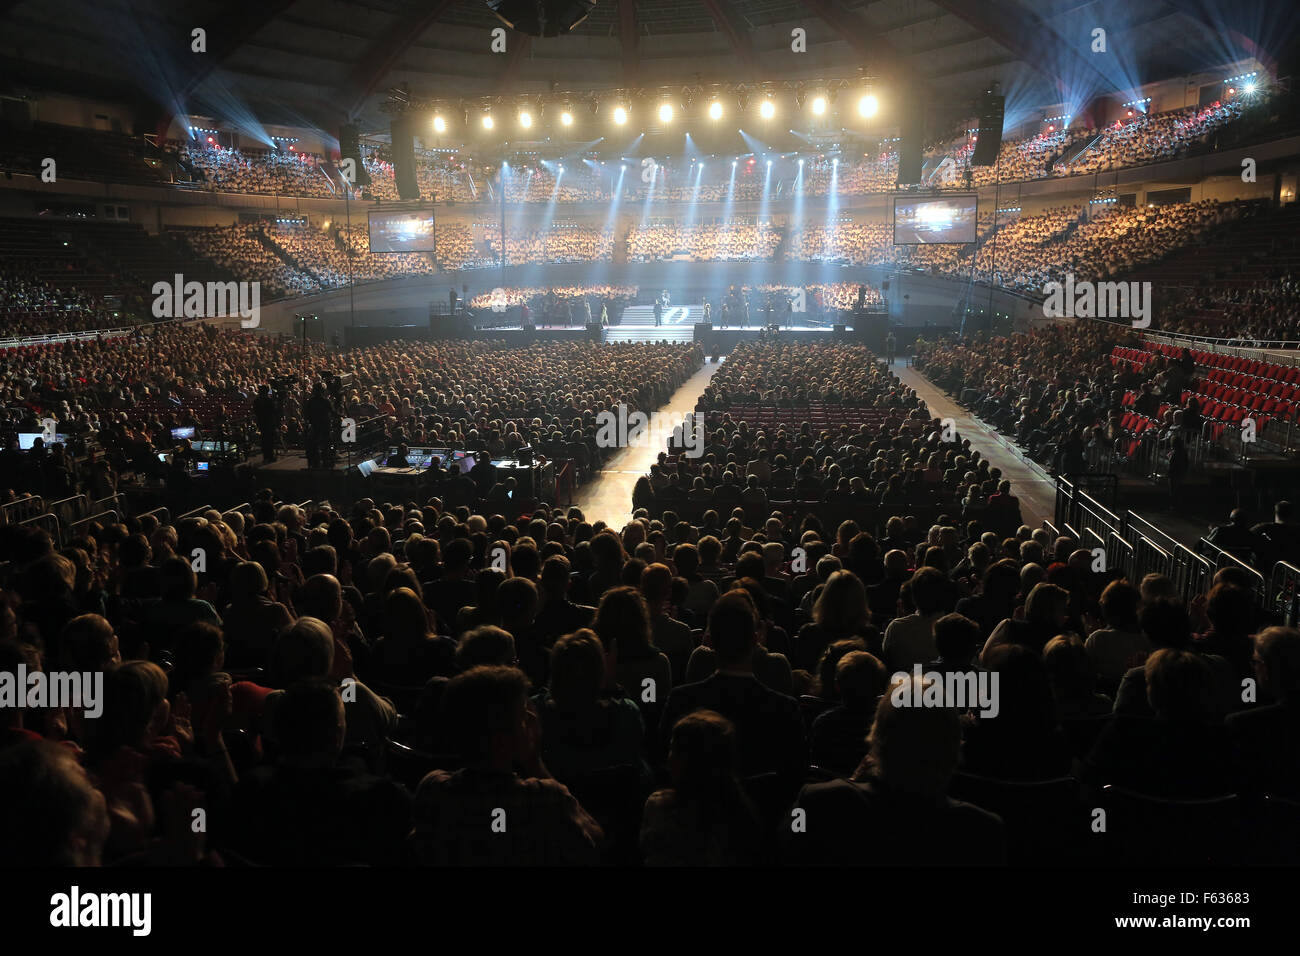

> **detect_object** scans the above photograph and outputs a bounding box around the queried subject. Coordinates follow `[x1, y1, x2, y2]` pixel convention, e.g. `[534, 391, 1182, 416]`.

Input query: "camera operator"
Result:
[253, 384, 282, 464]
[305, 382, 337, 470]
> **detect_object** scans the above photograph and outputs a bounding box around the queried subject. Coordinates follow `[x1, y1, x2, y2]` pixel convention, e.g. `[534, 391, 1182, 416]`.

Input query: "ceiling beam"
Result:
[798, 0, 927, 88]
[181, 0, 300, 99]
[925, 0, 1112, 99]
[337, 0, 458, 120]
[619, 0, 639, 87]
[698, 0, 761, 82]
[1178, 0, 1277, 75]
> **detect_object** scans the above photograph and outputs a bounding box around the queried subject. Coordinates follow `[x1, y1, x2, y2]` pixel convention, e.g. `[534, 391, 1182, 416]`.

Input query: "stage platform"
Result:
[471, 322, 877, 347]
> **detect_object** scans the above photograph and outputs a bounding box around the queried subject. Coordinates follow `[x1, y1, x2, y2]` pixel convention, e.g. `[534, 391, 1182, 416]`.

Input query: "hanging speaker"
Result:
[338, 123, 370, 187]
[391, 116, 421, 201]
[896, 93, 923, 185]
[972, 90, 1005, 166]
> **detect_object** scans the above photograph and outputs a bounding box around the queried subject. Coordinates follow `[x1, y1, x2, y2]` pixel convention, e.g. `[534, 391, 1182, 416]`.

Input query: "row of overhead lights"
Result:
[428, 93, 881, 135]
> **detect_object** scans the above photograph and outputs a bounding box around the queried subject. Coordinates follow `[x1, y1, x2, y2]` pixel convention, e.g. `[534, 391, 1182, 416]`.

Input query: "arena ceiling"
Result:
[0, 0, 1289, 137]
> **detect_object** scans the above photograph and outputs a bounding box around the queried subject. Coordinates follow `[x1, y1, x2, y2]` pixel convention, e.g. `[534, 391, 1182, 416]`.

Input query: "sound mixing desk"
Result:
[358, 447, 555, 502]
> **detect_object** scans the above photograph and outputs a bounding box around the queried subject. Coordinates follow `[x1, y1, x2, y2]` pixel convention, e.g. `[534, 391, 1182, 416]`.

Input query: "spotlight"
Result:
[1244, 81, 1257, 94]
[519, 110, 533, 128]
[811, 96, 827, 116]
[560, 111, 574, 127]
[482, 113, 495, 130]
[759, 100, 776, 120]
[659, 103, 673, 124]
[613, 105, 628, 125]
[433, 115, 446, 133]
[709, 100, 724, 120]
[859, 94, 878, 118]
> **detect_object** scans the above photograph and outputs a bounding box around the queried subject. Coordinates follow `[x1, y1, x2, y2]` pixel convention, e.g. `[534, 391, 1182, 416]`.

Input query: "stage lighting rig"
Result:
[486, 0, 596, 37]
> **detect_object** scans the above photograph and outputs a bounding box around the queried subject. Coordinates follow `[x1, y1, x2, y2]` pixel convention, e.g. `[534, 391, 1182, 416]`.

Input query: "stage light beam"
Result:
[859, 94, 879, 118]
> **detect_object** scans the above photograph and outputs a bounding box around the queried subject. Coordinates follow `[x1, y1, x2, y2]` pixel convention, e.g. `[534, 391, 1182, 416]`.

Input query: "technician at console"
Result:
[386, 443, 411, 468]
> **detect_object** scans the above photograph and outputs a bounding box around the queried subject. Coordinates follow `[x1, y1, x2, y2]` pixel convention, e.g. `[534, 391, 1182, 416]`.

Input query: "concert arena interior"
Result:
[1, 0, 1299, 923]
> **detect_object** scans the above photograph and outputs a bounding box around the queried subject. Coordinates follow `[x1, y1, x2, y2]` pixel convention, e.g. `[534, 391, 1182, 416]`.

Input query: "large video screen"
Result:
[893, 195, 978, 244]
[367, 209, 436, 253]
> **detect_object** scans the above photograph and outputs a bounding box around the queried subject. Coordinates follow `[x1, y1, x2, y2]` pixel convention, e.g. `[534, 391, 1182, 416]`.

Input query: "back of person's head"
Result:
[497, 577, 539, 629]
[169, 621, 224, 691]
[981, 643, 1057, 727]
[87, 660, 169, 760]
[276, 679, 346, 762]
[1254, 626, 1300, 700]
[836, 650, 887, 711]
[539, 554, 572, 597]
[548, 629, 605, 711]
[270, 617, 334, 685]
[816, 638, 865, 697]
[667, 709, 741, 796]
[1043, 634, 1096, 699]
[934, 613, 981, 665]
[593, 585, 652, 659]
[812, 569, 870, 636]
[1099, 579, 1141, 631]
[1139, 573, 1178, 604]
[882, 549, 909, 578]
[707, 590, 759, 668]
[296, 573, 343, 623]
[441, 665, 530, 763]
[456, 625, 517, 669]
[1205, 584, 1254, 635]
[58, 614, 119, 673]
[641, 563, 674, 607]
[909, 566, 946, 616]
[734, 551, 765, 581]
[1024, 583, 1070, 628]
[0, 740, 108, 865]
[228, 560, 270, 603]
[383, 586, 432, 643]
[869, 675, 962, 798]
[159, 555, 197, 601]
[1139, 599, 1192, 650]
[1145, 648, 1217, 721]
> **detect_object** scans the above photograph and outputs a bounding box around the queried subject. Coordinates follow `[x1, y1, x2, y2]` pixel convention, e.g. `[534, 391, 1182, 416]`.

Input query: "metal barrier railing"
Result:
[0, 496, 45, 526]
[138, 507, 171, 528]
[18, 512, 60, 543]
[1134, 535, 1172, 579]
[68, 511, 122, 542]
[175, 505, 214, 522]
[1170, 543, 1215, 605]
[1270, 562, 1300, 627]
[1053, 478, 1274, 607]
[1197, 536, 1268, 602]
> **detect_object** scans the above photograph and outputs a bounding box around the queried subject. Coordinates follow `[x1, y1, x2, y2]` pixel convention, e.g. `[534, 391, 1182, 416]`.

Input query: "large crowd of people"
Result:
[142, 100, 1256, 208]
[627, 222, 781, 262]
